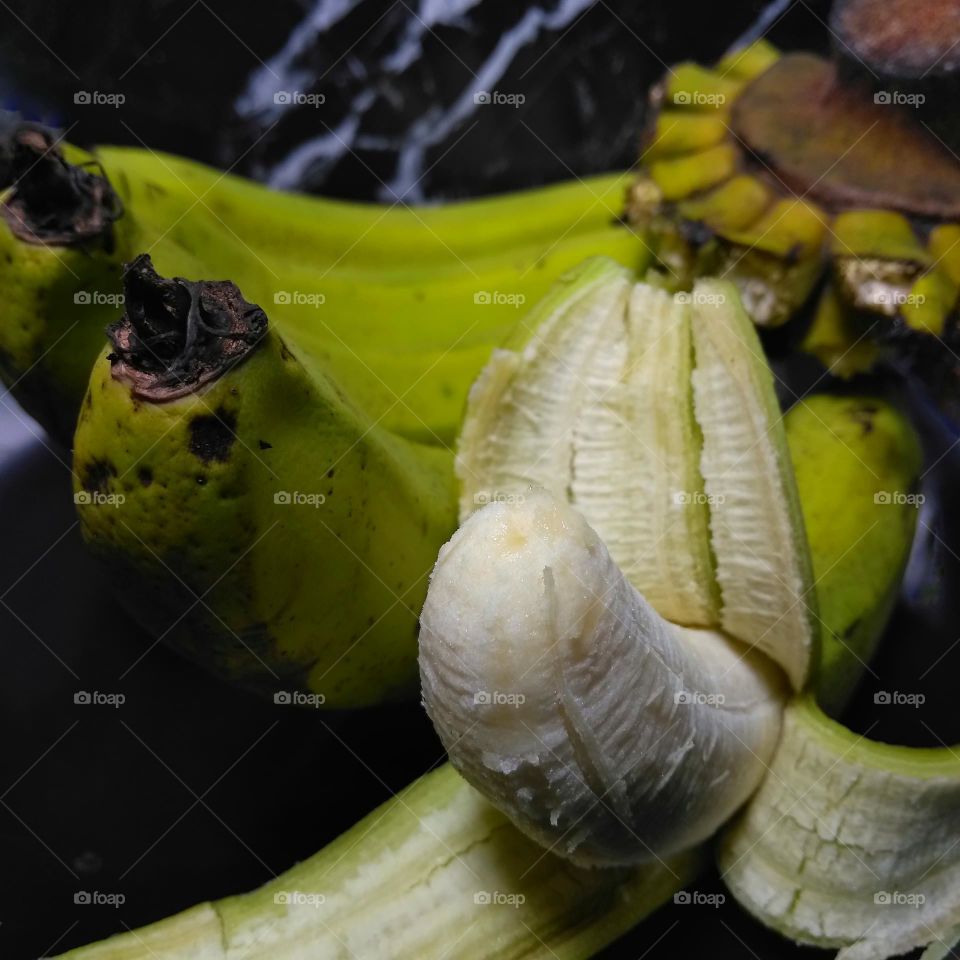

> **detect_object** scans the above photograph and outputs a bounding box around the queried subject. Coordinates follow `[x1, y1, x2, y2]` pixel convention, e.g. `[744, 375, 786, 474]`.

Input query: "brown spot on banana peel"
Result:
[80, 458, 116, 494]
[0, 123, 122, 247]
[188, 410, 237, 464]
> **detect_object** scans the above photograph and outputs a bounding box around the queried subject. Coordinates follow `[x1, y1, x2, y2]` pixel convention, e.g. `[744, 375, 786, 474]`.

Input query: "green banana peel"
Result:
[0, 126, 649, 445]
[719, 697, 960, 960]
[93, 143, 636, 272]
[55, 764, 702, 960]
[56, 386, 913, 960]
[788, 394, 922, 714]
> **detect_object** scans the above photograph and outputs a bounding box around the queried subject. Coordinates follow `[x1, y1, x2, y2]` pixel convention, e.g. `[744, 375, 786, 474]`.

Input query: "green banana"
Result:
[786, 393, 921, 713]
[0, 125, 647, 444]
[93, 142, 635, 272]
[75, 255, 456, 707]
[56, 386, 920, 959]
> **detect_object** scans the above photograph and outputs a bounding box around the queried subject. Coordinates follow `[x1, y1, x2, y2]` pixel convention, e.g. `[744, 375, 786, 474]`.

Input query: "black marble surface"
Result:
[0, 0, 831, 200]
[0, 2, 957, 958]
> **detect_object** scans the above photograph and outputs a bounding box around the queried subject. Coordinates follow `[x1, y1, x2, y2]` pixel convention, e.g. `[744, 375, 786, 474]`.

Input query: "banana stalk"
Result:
[57, 381, 916, 960]
[628, 38, 960, 423]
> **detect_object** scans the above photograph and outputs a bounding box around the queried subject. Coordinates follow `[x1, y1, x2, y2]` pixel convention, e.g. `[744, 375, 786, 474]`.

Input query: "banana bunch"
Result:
[57, 265, 930, 960]
[0, 123, 648, 444]
[420, 263, 958, 958]
[627, 40, 960, 403]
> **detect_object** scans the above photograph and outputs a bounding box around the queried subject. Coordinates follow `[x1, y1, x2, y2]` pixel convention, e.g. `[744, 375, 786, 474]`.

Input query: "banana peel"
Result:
[55, 764, 703, 960]
[74, 256, 456, 707]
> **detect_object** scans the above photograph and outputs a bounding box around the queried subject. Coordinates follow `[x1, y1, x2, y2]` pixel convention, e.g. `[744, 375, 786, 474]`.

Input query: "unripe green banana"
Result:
[75, 256, 456, 706]
[0, 125, 648, 444]
[786, 393, 922, 714]
[93, 143, 636, 272]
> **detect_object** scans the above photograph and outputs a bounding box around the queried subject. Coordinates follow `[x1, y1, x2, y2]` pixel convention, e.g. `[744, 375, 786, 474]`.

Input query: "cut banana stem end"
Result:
[420, 492, 786, 867]
[0, 124, 120, 246]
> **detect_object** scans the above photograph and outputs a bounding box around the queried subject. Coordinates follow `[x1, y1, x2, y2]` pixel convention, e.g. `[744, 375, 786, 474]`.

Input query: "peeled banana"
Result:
[424, 269, 815, 858]
[420, 490, 786, 866]
[457, 265, 816, 688]
[422, 267, 953, 959]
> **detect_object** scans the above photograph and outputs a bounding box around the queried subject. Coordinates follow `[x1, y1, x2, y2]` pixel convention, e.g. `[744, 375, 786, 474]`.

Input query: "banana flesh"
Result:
[458, 262, 718, 626]
[420, 491, 785, 867]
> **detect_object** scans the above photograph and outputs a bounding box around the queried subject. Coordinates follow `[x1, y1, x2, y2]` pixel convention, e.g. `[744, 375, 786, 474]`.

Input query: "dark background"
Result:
[0, 1, 957, 958]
